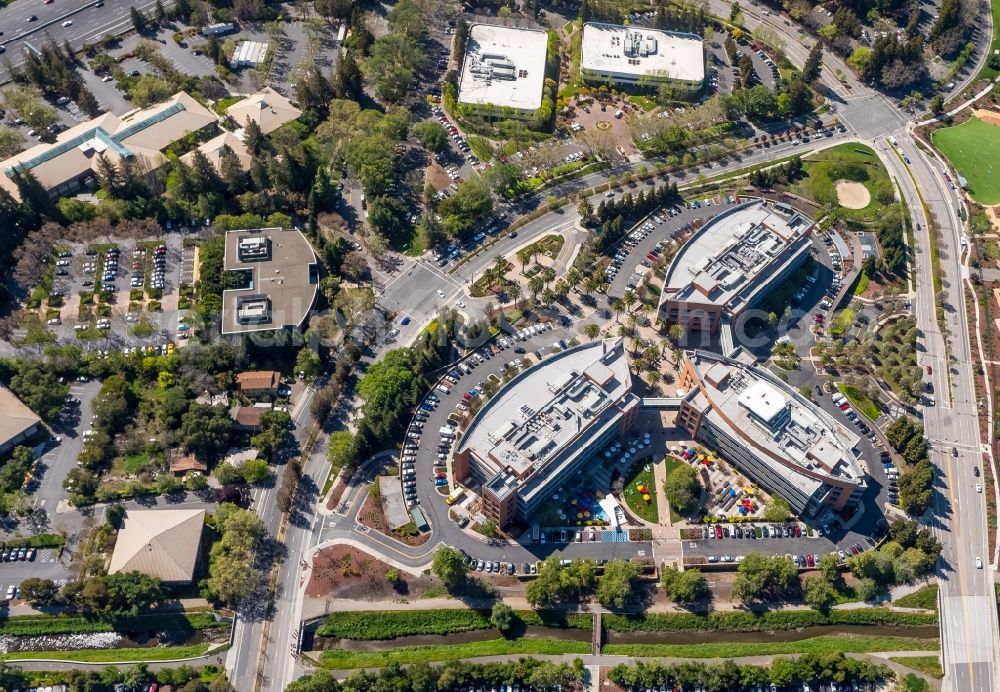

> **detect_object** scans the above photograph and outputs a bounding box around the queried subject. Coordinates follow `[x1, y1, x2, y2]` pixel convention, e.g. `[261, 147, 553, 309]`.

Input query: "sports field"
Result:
[932, 116, 1000, 204]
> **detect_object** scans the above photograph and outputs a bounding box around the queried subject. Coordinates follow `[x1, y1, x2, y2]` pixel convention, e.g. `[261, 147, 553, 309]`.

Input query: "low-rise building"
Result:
[232, 405, 268, 431]
[108, 508, 206, 583]
[676, 349, 867, 518]
[235, 371, 281, 397]
[226, 87, 302, 135]
[0, 386, 41, 456]
[0, 92, 217, 201]
[457, 24, 550, 120]
[230, 40, 270, 69]
[580, 22, 704, 90]
[657, 199, 815, 333]
[454, 338, 639, 528]
[221, 228, 319, 335]
[167, 448, 208, 476]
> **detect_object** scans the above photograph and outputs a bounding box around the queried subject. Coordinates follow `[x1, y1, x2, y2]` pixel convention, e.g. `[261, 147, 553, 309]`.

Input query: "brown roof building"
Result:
[0, 92, 217, 201]
[235, 371, 281, 395]
[108, 509, 206, 583]
[227, 87, 303, 135]
[232, 406, 267, 430]
[0, 386, 42, 455]
[167, 448, 208, 475]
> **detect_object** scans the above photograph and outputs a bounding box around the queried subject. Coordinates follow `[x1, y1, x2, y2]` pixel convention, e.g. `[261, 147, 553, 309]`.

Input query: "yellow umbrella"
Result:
[643, 493, 651, 502]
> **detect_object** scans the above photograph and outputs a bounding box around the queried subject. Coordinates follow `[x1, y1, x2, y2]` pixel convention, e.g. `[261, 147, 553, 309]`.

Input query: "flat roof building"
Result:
[581, 22, 704, 89]
[676, 349, 866, 519]
[657, 199, 814, 333]
[454, 338, 640, 528]
[222, 228, 319, 335]
[458, 24, 549, 117]
[0, 92, 217, 201]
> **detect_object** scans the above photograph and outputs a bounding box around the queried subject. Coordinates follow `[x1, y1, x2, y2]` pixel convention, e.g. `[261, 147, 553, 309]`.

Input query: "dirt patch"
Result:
[835, 180, 871, 210]
[425, 161, 453, 195]
[306, 544, 440, 600]
[973, 108, 1000, 127]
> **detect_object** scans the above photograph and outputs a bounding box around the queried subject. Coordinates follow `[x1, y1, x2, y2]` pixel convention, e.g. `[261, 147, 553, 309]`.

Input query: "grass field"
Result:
[317, 638, 591, 669]
[793, 144, 893, 222]
[890, 655, 944, 679]
[602, 635, 939, 659]
[974, 0, 1000, 82]
[933, 117, 1000, 204]
[837, 384, 880, 420]
[895, 584, 939, 610]
[0, 643, 212, 663]
[622, 460, 659, 524]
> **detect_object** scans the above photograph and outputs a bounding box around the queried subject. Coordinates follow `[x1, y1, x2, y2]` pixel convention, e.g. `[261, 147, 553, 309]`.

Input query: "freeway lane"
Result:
[882, 134, 999, 692]
[0, 0, 165, 72]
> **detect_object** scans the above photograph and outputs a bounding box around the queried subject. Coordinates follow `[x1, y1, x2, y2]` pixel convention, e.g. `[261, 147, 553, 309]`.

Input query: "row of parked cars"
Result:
[703, 523, 804, 540]
[830, 393, 879, 443]
[1, 547, 36, 562]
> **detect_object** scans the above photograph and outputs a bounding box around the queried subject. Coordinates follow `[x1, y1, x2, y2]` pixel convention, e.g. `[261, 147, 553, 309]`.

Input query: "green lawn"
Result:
[602, 635, 939, 659]
[837, 384, 880, 420]
[853, 271, 870, 296]
[662, 455, 688, 523]
[933, 116, 1000, 204]
[0, 643, 212, 663]
[317, 638, 591, 669]
[974, 0, 1000, 82]
[896, 584, 939, 610]
[622, 459, 659, 524]
[793, 144, 893, 222]
[830, 307, 856, 336]
[890, 655, 944, 679]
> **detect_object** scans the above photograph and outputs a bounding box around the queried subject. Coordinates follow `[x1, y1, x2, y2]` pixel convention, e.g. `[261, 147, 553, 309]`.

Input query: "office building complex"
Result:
[458, 24, 549, 118]
[221, 228, 319, 335]
[454, 339, 640, 528]
[657, 199, 815, 333]
[677, 349, 867, 518]
[580, 22, 704, 90]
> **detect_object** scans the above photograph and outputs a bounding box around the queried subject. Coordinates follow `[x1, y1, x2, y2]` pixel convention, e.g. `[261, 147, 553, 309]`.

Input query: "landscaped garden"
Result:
[622, 459, 659, 524]
[793, 144, 894, 222]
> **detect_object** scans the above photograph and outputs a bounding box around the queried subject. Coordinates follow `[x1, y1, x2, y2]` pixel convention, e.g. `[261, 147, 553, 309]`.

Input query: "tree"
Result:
[180, 404, 232, 462]
[660, 566, 708, 605]
[584, 323, 601, 339]
[763, 496, 792, 522]
[19, 577, 58, 605]
[803, 575, 837, 611]
[663, 464, 700, 515]
[130, 6, 148, 34]
[802, 42, 823, 84]
[490, 601, 516, 633]
[817, 553, 840, 584]
[596, 560, 642, 608]
[855, 577, 880, 602]
[930, 94, 945, 115]
[412, 121, 448, 153]
[733, 553, 799, 603]
[431, 546, 467, 590]
[0, 128, 25, 158]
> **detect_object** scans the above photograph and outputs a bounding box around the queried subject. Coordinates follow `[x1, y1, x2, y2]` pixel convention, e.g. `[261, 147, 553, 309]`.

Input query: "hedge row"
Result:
[316, 609, 591, 640]
[602, 608, 938, 633]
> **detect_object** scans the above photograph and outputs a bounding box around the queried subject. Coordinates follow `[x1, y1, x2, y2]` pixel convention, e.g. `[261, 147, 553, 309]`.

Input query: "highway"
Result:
[883, 134, 1000, 691]
[0, 0, 165, 71]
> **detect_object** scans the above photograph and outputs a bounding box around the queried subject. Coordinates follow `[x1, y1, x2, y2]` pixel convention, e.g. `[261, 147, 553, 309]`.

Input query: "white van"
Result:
[436, 384, 451, 395]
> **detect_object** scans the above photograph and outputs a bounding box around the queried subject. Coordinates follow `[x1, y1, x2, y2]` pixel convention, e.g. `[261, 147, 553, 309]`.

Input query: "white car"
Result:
[976, 483, 982, 493]
[456, 300, 465, 308]
[437, 289, 446, 298]
[61, 20, 72, 26]
[976, 557, 983, 569]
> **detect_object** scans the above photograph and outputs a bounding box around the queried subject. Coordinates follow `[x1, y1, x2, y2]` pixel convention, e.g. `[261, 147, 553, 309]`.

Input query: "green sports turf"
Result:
[932, 116, 1000, 205]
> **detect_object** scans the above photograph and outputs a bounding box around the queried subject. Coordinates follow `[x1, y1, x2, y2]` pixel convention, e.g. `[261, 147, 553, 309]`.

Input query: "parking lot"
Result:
[0, 549, 69, 603]
[41, 234, 192, 350]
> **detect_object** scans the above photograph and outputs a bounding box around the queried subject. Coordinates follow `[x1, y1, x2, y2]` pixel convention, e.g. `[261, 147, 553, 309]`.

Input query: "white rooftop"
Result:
[458, 24, 548, 112]
[661, 200, 813, 312]
[738, 380, 787, 425]
[581, 22, 704, 83]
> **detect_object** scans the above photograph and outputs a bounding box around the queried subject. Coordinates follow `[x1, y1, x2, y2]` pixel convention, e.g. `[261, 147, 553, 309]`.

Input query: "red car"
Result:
[715, 525, 723, 539]
[839, 403, 850, 411]
[793, 525, 801, 537]
[646, 253, 657, 261]
[463, 392, 472, 400]
[434, 472, 447, 479]
[926, 365, 932, 375]
[806, 553, 815, 568]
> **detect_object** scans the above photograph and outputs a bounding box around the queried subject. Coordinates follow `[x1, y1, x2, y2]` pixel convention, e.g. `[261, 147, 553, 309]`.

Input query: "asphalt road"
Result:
[884, 135, 999, 692]
[0, 0, 165, 70]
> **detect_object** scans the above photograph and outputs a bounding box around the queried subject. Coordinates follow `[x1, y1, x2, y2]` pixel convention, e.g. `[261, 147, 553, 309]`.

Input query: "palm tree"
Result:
[611, 298, 626, 323]
[647, 371, 661, 391]
[584, 323, 601, 339]
[508, 282, 522, 309]
[529, 275, 544, 303]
